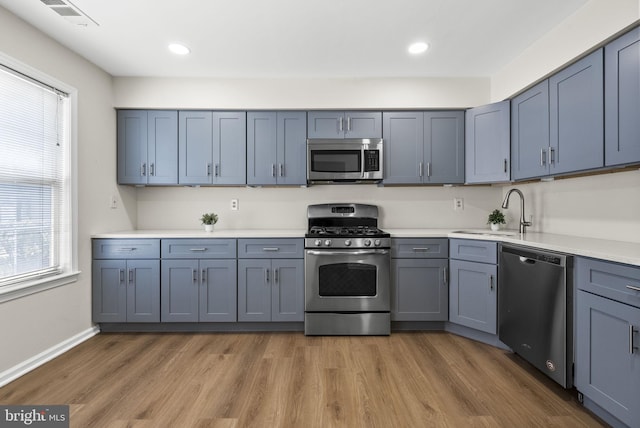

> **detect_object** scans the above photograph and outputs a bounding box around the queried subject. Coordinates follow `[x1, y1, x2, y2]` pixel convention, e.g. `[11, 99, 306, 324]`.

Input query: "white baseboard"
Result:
[0, 325, 100, 388]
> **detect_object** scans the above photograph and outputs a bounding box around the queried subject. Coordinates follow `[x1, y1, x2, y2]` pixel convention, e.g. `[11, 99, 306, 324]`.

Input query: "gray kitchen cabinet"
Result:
[247, 111, 307, 185]
[178, 111, 246, 185]
[307, 111, 382, 139]
[390, 238, 449, 321]
[605, 27, 640, 167]
[160, 239, 237, 322]
[117, 110, 178, 185]
[237, 239, 304, 322]
[575, 257, 640, 428]
[383, 111, 464, 184]
[92, 239, 160, 323]
[465, 101, 510, 183]
[511, 49, 604, 180]
[449, 239, 498, 334]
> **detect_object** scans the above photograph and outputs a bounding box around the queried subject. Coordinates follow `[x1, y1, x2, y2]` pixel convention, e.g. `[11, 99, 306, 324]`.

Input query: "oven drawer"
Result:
[238, 239, 304, 259]
[391, 238, 448, 259]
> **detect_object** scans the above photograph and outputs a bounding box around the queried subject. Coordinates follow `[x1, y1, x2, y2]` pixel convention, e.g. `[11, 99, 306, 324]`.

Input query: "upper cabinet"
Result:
[383, 111, 464, 185]
[511, 49, 604, 180]
[117, 110, 178, 185]
[247, 111, 307, 186]
[178, 111, 247, 185]
[307, 111, 382, 139]
[605, 27, 640, 167]
[465, 101, 510, 184]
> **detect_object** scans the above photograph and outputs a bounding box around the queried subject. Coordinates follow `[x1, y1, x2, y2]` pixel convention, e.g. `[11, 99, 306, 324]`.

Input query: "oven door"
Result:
[305, 248, 390, 312]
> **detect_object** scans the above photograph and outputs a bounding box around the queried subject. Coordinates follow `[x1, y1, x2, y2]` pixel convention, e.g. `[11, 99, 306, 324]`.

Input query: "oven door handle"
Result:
[306, 249, 389, 256]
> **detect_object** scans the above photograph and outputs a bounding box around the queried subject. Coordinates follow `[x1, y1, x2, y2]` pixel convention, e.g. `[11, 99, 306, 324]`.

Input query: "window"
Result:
[0, 63, 75, 299]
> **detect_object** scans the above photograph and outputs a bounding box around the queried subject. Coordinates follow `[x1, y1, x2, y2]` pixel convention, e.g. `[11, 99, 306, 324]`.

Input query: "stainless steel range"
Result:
[304, 203, 391, 335]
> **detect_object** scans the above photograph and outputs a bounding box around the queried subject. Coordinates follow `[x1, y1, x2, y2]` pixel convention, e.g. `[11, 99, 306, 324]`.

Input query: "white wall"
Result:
[0, 7, 135, 374]
[492, 0, 640, 243]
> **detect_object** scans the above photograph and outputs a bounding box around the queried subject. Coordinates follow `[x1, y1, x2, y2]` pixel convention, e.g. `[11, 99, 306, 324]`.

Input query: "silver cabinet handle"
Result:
[279, 163, 284, 177]
[207, 163, 212, 176]
[116, 248, 137, 252]
[271, 164, 276, 177]
[119, 269, 125, 283]
[346, 116, 351, 131]
[202, 269, 206, 283]
[548, 147, 555, 165]
[339, 117, 344, 132]
[262, 247, 280, 252]
[626, 285, 640, 292]
[189, 248, 207, 252]
[630, 325, 638, 354]
[540, 149, 546, 166]
[443, 267, 448, 285]
[128, 269, 134, 284]
[274, 268, 279, 284]
[265, 268, 270, 283]
[141, 163, 147, 176]
[412, 247, 430, 252]
[215, 163, 220, 177]
[426, 162, 432, 177]
[150, 163, 155, 176]
[419, 162, 424, 177]
[489, 274, 494, 291]
[193, 269, 198, 282]
[504, 159, 508, 173]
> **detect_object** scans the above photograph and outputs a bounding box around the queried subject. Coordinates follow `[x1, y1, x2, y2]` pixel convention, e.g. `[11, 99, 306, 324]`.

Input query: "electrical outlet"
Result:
[453, 198, 464, 211]
[230, 199, 239, 211]
[110, 195, 117, 209]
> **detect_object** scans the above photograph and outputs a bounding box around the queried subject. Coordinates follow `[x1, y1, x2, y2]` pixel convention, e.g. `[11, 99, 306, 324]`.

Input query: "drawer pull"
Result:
[413, 247, 429, 252]
[262, 247, 280, 252]
[630, 325, 638, 355]
[489, 274, 494, 291]
[626, 285, 640, 292]
[189, 248, 208, 252]
[117, 248, 137, 252]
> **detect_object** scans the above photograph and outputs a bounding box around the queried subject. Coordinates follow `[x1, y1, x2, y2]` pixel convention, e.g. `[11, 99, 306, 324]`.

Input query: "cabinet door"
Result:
[238, 259, 272, 321]
[147, 110, 178, 185]
[277, 111, 307, 185]
[271, 259, 304, 322]
[382, 112, 424, 184]
[213, 112, 246, 185]
[605, 27, 640, 167]
[449, 259, 497, 334]
[92, 259, 127, 323]
[391, 258, 448, 321]
[307, 111, 344, 138]
[511, 81, 550, 180]
[344, 111, 382, 138]
[576, 291, 640, 427]
[179, 111, 213, 185]
[200, 259, 237, 322]
[161, 259, 199, 322]
[117, 110, 148, 185]
[127, 259, 160, 322]
[549, 49, 604, 175]
[247, 112, 278, 185]
[425, 111, 465, 184]
[465, 101, 510, 183]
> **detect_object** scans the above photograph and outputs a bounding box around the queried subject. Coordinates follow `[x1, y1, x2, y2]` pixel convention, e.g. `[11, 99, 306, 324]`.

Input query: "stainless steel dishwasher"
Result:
[498, 243, 573, 388]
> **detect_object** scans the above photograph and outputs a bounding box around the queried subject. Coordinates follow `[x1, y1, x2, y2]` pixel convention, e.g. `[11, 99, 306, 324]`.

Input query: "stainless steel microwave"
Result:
[306, 138, 383, 183]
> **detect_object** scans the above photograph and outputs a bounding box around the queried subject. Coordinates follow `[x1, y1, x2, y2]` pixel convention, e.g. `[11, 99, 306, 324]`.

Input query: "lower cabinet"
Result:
[575, 257, 640, 428]
[391, 238, 449, 321]
[448, 239, 498, 334]
[237, 239, 304, 322]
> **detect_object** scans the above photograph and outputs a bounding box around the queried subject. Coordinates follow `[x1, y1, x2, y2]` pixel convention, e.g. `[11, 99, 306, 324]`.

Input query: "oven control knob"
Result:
[314, 239, 322, 247]
[364, 239, 372, 247]
[324, 240, 332, 247]
[344, 239, 352, 247]
[374, 239, 381, 247]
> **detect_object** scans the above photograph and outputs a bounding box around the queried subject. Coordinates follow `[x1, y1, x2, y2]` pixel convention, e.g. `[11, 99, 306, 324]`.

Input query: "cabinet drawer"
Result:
[161, 239, 236, 259]
[576, 257, 640, 308]
[93, 239, 160, 259]
[237, 239, 304, 259]
[450, 239, 497, 264]
[391, 238, 448, 258]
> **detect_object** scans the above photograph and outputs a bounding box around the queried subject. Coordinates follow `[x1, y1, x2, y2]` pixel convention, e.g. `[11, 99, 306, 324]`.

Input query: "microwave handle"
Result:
[361, 148, 366, 178]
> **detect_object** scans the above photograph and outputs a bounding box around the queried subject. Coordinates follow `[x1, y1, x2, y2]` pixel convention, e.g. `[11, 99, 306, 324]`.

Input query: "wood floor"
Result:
[0, 332, 605, 427]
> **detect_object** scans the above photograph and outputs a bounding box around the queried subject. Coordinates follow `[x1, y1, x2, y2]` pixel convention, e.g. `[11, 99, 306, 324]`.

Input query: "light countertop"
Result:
[93, 228, 640, 267]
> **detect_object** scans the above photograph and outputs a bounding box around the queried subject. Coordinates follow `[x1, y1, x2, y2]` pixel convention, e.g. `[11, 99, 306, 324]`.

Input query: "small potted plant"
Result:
[487, 209, 506, 231]
[200, 212, 218, 232]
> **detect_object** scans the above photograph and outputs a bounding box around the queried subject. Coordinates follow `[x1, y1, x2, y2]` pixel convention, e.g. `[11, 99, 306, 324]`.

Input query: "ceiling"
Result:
[0, 0, 589, 78]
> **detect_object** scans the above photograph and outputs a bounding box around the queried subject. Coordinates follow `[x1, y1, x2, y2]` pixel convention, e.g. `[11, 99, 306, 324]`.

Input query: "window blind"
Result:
[0, 65, 70, 287]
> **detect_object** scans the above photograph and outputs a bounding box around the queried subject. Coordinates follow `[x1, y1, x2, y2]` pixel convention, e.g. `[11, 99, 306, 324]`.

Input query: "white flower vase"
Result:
[490, 223, 500, 232]
[204, 224, 214, 232]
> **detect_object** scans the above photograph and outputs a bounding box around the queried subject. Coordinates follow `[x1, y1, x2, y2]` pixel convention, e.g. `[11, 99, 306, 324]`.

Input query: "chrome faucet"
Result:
[501, 188, 532, 234]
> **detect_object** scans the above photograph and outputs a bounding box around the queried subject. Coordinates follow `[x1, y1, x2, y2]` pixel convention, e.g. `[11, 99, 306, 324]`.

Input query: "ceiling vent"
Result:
[40, 0, 98, 27]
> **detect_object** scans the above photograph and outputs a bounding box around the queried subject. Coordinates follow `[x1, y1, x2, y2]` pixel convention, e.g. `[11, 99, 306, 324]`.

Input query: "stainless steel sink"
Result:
[452, 230, 518, 237]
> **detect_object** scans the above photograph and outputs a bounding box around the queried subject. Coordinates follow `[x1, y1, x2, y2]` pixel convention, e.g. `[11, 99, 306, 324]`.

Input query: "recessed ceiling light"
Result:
[408, 42, 429, 55]
[168, 43, 190, 55]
